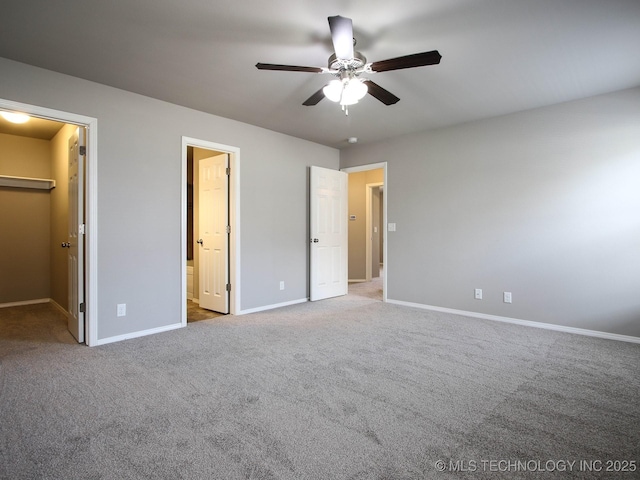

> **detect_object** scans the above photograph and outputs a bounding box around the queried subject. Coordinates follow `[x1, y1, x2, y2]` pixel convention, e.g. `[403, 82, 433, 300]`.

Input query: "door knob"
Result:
[197, 239, 203, 245]
[61, 242, 70, 248]
[311, 238, 319, 243]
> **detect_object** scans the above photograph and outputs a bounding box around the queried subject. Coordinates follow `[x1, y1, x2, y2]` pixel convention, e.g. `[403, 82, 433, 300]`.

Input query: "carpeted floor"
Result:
[1, 280, 638, 479]
[348, 269, 384, 301]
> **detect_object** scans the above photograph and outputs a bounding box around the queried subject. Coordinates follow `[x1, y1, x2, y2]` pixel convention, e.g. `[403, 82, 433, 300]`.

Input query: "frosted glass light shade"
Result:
[323, 80, 343, 102]
[323, 78, 368, 105]
[340, 80, 368, 105]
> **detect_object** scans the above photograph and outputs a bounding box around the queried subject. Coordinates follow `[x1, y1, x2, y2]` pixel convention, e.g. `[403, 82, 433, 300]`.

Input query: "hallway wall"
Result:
[347, 169, 383, 281]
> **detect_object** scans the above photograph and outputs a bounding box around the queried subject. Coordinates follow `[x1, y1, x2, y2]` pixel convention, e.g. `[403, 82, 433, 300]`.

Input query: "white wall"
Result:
[0, 57, 339, 342]
[341, 87, 640, 338]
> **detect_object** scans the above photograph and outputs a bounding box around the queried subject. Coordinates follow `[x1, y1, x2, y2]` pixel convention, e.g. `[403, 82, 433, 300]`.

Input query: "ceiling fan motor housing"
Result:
[328, 51, 367, 74]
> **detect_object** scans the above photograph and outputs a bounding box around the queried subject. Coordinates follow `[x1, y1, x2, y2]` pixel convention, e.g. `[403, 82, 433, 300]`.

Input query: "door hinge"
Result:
[79, 302, 86, 313]
[79, 223, 86, 234]
[226, 167, 230, 176]
[79, 146, 86, 156]
[226, 284, 231, 292]
[226, 225, 231, 234]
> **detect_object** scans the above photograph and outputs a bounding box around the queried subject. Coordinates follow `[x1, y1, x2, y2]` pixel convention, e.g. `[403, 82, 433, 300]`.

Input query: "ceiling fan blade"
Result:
[256, 63, 323, 73]
[302, 87, 326, 106]
[363, 80, 400, 105]
[328, 15, 354, 60]
[370, 50, 442, 72]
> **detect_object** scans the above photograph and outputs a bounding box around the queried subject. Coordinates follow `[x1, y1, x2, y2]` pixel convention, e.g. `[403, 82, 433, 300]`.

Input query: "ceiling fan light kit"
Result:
[323, 78, 367, 105]
[256, 15, 441, 114]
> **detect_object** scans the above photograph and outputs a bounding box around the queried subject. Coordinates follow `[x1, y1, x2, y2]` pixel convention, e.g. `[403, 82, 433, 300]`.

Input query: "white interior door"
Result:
[67, 127, 84, 342]
[198, 153, 229, 313]
[310, 166, 348, 301]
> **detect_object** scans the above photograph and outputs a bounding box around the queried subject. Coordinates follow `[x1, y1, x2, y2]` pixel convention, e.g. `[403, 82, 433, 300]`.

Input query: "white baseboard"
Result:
[238, 298, 308, 315]
[93, 322, 184, 346]
[348, 279, 367, 283]
[49, 299, 68, 315]
[0, 298, 50, 309]
[386, 299, 640, 344]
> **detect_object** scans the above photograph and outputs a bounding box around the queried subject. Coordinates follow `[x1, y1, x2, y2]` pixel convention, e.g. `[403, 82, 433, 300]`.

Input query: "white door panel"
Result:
[310, 166, 348, 301]
[198, 154, 229, 313]
[67, 127, 85, 342]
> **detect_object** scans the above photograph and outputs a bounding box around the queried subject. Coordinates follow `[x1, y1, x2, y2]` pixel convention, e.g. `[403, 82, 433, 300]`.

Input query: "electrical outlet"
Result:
[474, 288, 483, 300]
[279, 281, 285, 291]
[117, 303, 126, 317]
[504, 292, 512, 304]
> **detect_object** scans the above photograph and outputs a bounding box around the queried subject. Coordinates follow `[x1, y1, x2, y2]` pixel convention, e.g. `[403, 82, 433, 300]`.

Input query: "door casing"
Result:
[181, 137, 239, 324]
[342, 162, 388, 302]
[0, 98, 98, 345]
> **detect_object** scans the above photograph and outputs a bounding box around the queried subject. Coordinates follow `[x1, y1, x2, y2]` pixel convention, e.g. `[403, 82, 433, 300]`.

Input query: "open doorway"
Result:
[0, 99, 97, 345]
[342, 162, 387, 302]
[181, 137, 239, 326]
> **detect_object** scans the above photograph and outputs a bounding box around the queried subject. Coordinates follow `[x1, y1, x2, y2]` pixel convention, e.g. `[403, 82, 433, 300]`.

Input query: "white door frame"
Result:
[341, 162, 387, 302]
[0, 98, 99, 345]
[181, 137, 239, 323]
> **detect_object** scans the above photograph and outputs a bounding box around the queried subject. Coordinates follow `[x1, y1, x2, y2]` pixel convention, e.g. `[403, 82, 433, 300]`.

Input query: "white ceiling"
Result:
[1, 0, 639, 148]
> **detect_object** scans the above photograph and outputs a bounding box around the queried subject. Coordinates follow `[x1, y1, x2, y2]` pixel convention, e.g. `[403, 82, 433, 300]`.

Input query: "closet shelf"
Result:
[0, 175, 56, 190]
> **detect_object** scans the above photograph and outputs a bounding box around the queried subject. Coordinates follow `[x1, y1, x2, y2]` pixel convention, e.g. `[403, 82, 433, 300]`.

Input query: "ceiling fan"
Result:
[256, 15, 442, 114]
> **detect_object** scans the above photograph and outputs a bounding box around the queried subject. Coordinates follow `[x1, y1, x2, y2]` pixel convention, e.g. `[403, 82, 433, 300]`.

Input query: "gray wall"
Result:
[0, 57, 339, 341]
[341, 87, 640, 338]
